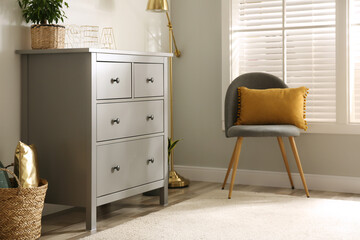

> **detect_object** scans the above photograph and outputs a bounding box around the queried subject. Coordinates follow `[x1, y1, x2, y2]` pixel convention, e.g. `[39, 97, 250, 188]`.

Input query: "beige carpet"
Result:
[82, 190, 360, 240]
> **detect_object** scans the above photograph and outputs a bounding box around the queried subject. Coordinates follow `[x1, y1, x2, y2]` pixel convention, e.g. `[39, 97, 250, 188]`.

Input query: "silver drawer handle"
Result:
[111, 77, 120, 84]
[111, 118, 120, 124]
[146, 77, 154, 83]
[112, 165, 120, 171]
[147, 115, 154, 121]
[147, 158, 155, 164]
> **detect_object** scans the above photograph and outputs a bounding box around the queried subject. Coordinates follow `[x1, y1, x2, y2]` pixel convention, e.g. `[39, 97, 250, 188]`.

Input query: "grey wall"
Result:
[171, 0, 360, 177]
[0, 0, 28, 166]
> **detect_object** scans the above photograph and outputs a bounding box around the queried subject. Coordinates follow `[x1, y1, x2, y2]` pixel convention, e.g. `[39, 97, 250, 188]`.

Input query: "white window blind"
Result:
[231, 0, 283, 80]
[350, 0, 360, 122]
[231, 0, 336, 122]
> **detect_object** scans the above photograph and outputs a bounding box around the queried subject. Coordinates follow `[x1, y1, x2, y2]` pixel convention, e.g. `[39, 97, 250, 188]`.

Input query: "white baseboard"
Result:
[175, 165, 360, 194]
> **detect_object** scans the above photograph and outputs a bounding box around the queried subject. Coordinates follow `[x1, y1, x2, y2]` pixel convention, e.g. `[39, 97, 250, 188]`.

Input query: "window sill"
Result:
[221, 120, 360, 135]
[302, 122, 360, 135]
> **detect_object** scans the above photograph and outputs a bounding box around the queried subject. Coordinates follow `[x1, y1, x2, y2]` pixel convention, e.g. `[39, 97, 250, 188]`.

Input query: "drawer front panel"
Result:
[134, 63, 163, 97]
[97, 62, 131, 99]
[97, 136, 164, 197]
[97, 101, 163, 141]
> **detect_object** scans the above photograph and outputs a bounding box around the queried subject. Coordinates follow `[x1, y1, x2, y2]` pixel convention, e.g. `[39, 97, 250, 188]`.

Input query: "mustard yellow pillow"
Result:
[235, 87, 308, 130]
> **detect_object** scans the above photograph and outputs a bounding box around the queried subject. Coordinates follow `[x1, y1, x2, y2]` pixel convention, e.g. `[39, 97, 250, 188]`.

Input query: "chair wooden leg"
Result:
[277, 137, 295, 189]
[222, 138, 240, 190]
[289, 137, 310, 198]
[228, 137, 243, 199]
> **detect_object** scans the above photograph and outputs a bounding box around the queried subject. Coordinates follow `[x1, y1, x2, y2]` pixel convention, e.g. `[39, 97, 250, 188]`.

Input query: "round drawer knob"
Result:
[111, 118, 120, 124]
[147, 115, 154, 121]
[146, 77, 154, 83]
[111, 77, 120, 84]
[147, 158, 155, 164]
[112, 165, 120, 172]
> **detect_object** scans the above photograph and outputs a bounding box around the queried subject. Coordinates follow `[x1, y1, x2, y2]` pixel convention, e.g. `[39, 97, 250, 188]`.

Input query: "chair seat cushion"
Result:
[227, 125, 300, 137]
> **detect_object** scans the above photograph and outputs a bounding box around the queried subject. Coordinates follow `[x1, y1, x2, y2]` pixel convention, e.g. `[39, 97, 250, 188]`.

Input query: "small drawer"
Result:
[97, 62, 131, 99]
[97, 136, 164, 197]
[134, 63, 163, 97]
[97, 100, 163, 141]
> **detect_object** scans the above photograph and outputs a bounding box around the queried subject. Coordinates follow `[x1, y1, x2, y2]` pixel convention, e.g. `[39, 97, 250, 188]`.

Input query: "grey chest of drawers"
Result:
[17, 49, 171, 230]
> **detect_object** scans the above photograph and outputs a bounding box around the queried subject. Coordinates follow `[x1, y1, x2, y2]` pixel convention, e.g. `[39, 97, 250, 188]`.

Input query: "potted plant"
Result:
[18, 0, 69, 49]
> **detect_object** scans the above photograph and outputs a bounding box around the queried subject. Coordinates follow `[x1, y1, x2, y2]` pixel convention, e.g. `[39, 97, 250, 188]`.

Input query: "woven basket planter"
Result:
[0, 168, 48, 240]
[31, 24, 65, 49]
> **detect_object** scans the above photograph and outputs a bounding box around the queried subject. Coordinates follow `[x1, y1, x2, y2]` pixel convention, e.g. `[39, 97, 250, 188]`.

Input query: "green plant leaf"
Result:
[170, 140, 180, 151]
[18, 0, 69, 24]
[168, 138, 181, 159]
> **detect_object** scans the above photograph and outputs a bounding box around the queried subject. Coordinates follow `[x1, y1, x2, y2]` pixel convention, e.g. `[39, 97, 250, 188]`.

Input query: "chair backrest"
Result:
[224, 72, 288, 137]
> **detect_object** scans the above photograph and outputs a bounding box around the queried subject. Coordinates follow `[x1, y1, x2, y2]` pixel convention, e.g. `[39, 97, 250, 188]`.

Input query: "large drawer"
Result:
[97, 100, 163, 141]
[97, 136, 164, 197]
[97, 62, 132, 99]
[134, 63, 163, 97]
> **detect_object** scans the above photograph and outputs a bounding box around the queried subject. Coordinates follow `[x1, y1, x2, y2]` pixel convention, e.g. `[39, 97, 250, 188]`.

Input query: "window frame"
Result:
[221, 0, 360, 135]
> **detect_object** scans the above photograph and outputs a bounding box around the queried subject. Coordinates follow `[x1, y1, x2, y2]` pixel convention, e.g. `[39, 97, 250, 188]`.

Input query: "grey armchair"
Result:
[222, 72, 309, 199]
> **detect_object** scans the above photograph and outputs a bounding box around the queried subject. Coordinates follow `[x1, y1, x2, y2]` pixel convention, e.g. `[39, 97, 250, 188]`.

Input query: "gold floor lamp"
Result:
[147, 0, 189, 188]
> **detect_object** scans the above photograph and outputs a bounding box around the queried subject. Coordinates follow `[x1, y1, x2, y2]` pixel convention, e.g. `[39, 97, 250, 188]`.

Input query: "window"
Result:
[222, 0, 360, 134]
[350, 0, 360, 122]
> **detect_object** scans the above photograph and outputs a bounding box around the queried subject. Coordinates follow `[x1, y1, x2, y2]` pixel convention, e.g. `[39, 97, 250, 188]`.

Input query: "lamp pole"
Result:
[167, 11, 175, 173]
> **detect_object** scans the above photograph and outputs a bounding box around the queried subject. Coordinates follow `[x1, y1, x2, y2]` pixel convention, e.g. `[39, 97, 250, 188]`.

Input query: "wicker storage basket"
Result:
[31, 24, 65, 49]
[0, 168, 48, 240]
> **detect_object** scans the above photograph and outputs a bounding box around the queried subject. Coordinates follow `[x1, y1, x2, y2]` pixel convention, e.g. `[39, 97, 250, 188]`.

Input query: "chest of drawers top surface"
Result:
[16, 48, 173, 57]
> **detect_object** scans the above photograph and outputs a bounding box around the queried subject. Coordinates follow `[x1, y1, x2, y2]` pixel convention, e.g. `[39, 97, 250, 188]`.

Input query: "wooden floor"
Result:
[40, 182, 360, 239]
